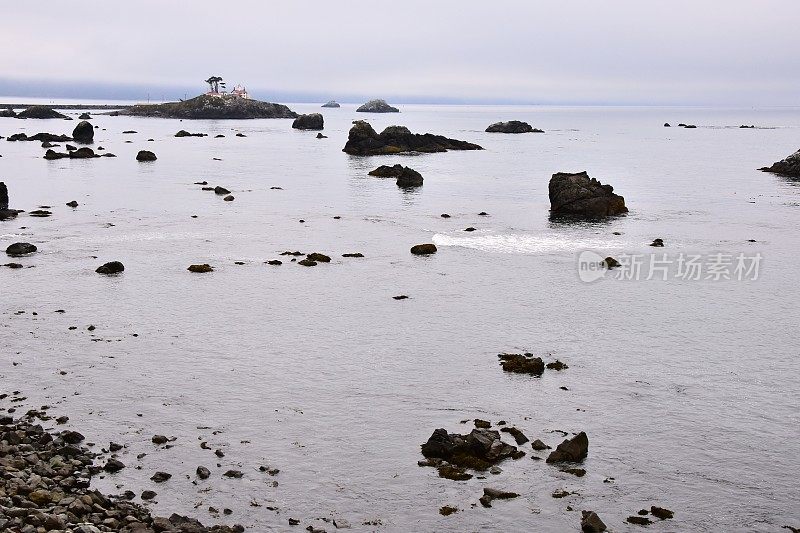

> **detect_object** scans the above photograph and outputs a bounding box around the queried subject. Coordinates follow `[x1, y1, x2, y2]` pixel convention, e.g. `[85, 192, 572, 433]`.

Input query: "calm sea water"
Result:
[1, 102, 798, 532]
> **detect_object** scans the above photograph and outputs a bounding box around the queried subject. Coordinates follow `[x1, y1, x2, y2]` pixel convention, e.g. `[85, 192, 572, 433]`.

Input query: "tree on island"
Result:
[205, 76, 224, 94]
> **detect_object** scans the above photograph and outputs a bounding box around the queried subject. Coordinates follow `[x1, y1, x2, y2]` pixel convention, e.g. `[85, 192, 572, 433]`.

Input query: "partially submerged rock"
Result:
[498, 353, 544, 376]
[175, 130, 207, 137]
[549, 171, 628, 218]
[72, 120, 94, 143]
[650, 506, 674, 520]
[96, 261, 124, 274]
[486, 121, 543, 133]
[136, 150, 157, 161]
[546, 432, 589, 463]
[322, 100, 341, 108]
[6, 242, 37, 256]
[356, 99, 399, 113]
[121, 94, 298, 119]
[420, 427, 522, 470]
[581, 511, 607, 532]
[760, 148, 800, 177]
[343, 121, 482, 155]
[479, 488, 519, 508]
[188, 264, 213, 273]
[369, 164, 424, 187]
[292, 113, 324, 130]
[16, 106, 67, 119]
[410, 243, 437, 255]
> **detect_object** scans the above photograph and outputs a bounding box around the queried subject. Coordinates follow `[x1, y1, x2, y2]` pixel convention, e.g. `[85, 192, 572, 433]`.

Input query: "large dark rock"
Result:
[486, 121, 543, 133]
[549, 171, 628, 218]
[344, 121, 482, 155]
[96, 261, 124, 274]
[7, 242, 37, 256]
[69, 147, 98, 159]
[136, 150, 157, 162]
[546, 432, 589, 463]
[760, 149, 800, 177]
[120, 94, 297, 119]
[0, 107, 15, 117]
[16, 106, 68, 119]
[581, 511, 607, 532]
[0, 181, 7, 210]
[356, 99, 399, 113]
[369, 164, 423, 187]
[72, 121, 94, 143]
[321, 100, 340, 108]
[292, 113, 324, 130]
[421, 428, 521, 470]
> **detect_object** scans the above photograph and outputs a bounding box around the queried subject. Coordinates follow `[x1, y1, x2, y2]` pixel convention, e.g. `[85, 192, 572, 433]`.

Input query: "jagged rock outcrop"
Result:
[486, 121, 543, 133]
[322, 100, 341, 108]
[119, 94, 297, 119]
[549, 171, 628, 218]
[356, 99, 399, 113]
[16, 106, 68, 119]
[292, 113, 324, 130]
[343, 121, 482, 155]
[760, 149, 800, 177]
[72, 120, 94, 143]
[546, 432, 589, 463]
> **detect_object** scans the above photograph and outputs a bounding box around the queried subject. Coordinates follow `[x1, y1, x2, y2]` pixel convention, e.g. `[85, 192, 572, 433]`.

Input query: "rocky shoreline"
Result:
[0, 409, 243, 533]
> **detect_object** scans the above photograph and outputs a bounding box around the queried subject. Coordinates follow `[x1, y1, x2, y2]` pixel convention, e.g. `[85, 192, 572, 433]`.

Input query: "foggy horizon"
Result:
[2, 0, 799, 107]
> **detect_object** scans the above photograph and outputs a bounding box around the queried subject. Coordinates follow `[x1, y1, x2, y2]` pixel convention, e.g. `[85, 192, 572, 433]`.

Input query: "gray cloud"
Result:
[1, 0, 798, 105]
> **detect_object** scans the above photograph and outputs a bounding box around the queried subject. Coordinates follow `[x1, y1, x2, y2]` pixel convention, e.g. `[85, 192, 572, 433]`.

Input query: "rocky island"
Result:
[118, 94, 297, 120]
[486, 120, 543, 133]
[343, 120, 482, 155]
[760, 148, 800, 177]
[549, 171, 628, 217]
[356, 99, 399, 113]
[321, 100, 340, 108]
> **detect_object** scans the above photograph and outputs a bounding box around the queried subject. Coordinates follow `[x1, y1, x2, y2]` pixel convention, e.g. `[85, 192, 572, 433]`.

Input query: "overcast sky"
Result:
[1, 0, 798, 105]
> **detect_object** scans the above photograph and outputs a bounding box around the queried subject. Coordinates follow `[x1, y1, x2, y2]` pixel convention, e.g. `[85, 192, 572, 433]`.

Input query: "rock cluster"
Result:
[343, 121, 482, 155]
[420, 427, 524, 471]
[485, 121, 543, 134]
[0, 414, 243, 533]
[292, 113, 324, 130]
[368, 164, 423, 187]
[356, 99, 399, 113]
[548, 171, 628, 218]
[760, 149, 800, 177]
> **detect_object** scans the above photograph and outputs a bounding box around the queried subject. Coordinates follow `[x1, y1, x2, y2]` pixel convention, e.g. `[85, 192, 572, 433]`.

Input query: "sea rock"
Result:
[223, 195, 234, 201]
[196, 466, 211, 479]
[485, 121, 543, 133]
[420, 427, 521, 470]
[6, 242, 37, 256]
[344, 121, 482, 155]
[760, 149, 800, 177]
[44, 149, 69, 160]
[581, 511, 607, 532]
[16, 106, 67, 119]
[188, 264, 213, 273]
[650, 506, 674, 520]
[96, 261, 124, 274]
[627, 516, 652, 525]
[136, 150, 157, 161]
[500, 426, 529, 445]
[531, 439, 550, 451]
[292, 113, 324, 130]
[72, 120, 94, 143]
[121, 94, 298, 119]
[0, 181, 7, 209]
[549, 171, 628, 218]
[316, 133, 327, 138]
[356, 99, 399, 113]
[664, 123, 671, 127]
[151, 471, 172, 482]
[79, 112, 91, 119]
[546, 432, 589, 463]
[0, 106, 15, 117]
[104, 458, 125, 473]
[369, 164, 424, 187]
[498, 353, 544, 376]
[650, 238, 664, 247]
[322, 100, 341, 108]
[306, 252, 331, 263]
[67, 200, 79, 207]
[69, 147, 98, 158]
[479, 488, 519, 508]
[410, 243, 437, 255]
[214, 186, 231, 195]
[175, 130, 207, 137]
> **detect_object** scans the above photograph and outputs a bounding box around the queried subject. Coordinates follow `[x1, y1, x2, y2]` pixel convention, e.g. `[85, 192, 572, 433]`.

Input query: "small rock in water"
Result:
[307, 252, 331, 263]
[650, 506, 674, 520]
[188, 264, 213, 273]
[224, 469, 243, 478]
[151, 434, 168, 444]
[342, 253, 364, 258]
[392, 295, 409, 300]
[66, 200, 79, 207]
[546, 360, 569, 371]
[627, 516, 652, 525]
[96, 261, 124, 275]
[464, 227, 476, 232]
[546, 432, 589, 463]
[581, 511, 607, 532]
[196, 466, 211, 479]
[441, 213, 450, 218]
[498, 352, 544, 376]
[410, 243, 437, 255]
[500, 426, 529, 445]
[223, 195, 235, 201]
[298, 259, 317, 267]
[136, 150, 157, 161]
[6, 242, 37, 256]
[141, 490, 157, 500]
[104, 458, 125, 472]
[150, 471, 172, 482]
[650, 238, 664, 247]
[474, 419, 491, 429]
[439, 505, 458, 516]
[267, 260, 282, 265]
[214, 186, 231, 195]
[479, 487, 519, 508]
